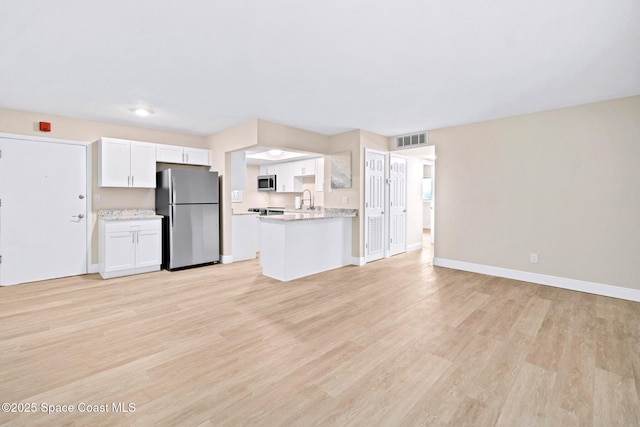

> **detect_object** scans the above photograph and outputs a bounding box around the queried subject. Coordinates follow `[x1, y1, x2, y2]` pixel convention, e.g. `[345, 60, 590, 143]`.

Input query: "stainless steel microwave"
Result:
[257, 175, 276, 191]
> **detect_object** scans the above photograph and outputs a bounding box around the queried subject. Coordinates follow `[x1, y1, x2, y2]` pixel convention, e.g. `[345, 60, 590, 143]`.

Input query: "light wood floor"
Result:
[1, 236, 639, 426]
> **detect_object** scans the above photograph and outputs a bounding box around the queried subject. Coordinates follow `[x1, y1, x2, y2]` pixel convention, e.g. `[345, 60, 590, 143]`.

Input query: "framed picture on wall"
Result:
[330, 151, 352, 188]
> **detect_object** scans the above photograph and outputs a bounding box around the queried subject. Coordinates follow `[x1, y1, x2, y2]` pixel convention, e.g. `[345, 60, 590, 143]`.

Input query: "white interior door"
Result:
[389, 154, 407, 256]
[364, 149, 386, 263]
[430, 161, 435, 245]
[0, 137, 87, 286]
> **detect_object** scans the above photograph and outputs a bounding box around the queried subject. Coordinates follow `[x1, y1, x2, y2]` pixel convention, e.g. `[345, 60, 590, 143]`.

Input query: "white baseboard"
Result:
[407, 242, 423, 252]
[88, 263, 99, 274]
[433, 258, 640, 303]
[220, 255, 233, 264]
[351, 257, 366, 266]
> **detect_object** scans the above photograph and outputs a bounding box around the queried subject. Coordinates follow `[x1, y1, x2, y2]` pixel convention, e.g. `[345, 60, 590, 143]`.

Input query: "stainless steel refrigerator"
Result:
[156, 169, 219, 270]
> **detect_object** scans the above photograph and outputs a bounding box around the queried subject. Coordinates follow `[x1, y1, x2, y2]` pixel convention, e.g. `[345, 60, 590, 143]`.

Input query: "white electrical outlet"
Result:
[94, 194, 101, 202]
[342, 196, 349, 204]
[530, 253, 538, 263]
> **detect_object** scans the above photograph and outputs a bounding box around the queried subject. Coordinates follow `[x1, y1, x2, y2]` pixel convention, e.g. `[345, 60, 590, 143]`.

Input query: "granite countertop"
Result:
[258, 208, 358, 222]
[232, 211, 260, 216]
[98, 208, 163, 221]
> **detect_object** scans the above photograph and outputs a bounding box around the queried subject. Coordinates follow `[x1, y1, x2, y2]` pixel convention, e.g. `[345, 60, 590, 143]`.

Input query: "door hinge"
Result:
[0, 149, 2, 158]
[0, 255, 2, 264]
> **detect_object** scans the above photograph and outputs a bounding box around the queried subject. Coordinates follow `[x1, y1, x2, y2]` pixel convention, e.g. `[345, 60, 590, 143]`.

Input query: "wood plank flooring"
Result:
[1, 237, 639, 426]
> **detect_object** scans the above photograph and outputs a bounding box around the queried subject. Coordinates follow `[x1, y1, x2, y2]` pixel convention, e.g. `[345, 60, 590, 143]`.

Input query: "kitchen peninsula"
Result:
[258, 208, 358, 281]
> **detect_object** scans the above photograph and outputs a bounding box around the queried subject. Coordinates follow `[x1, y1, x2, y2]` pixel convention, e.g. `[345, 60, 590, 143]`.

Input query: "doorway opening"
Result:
[422, 158, 435, 262]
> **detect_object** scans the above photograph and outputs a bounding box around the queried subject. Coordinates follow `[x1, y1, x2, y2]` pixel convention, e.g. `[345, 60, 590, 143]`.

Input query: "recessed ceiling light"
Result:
[268, 149, 283, 156]
[134, 108, 153, 117]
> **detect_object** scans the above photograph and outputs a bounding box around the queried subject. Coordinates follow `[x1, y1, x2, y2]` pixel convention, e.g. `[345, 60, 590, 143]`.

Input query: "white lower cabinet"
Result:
[231, 213, 259, 261]
[99, 218, 162, 279]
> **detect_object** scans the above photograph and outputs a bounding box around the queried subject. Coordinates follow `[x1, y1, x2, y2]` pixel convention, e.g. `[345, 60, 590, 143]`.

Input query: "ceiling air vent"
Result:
[395, 132, 428, 149]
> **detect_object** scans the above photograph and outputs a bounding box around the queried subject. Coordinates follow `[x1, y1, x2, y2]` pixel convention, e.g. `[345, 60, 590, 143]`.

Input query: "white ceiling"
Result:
[1, 1, 638, 137]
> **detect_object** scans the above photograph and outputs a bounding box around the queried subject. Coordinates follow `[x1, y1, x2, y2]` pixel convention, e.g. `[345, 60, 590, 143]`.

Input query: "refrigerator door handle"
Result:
[171, 176, 176, 204]
[171, 205, 174, 228]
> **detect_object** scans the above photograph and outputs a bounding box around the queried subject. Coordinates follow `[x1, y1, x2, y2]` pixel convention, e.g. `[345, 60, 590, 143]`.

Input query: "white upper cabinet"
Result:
[293, 159, 316, 177]
[276, 162, 303, 193]
[315, 157, 325, 192]
[156, 144, 211, 166]
[98, 137, 156, 188]
[259, 164, 278, 175]
[155, 144, 183, 164]
[184, 147, 211, 166]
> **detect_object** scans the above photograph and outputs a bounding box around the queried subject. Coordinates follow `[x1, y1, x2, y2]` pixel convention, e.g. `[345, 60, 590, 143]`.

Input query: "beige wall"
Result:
[257, 119, 329, 153]
[231, 164, 270, 213]
[431, 95, 640, 290]
[327, 130, 362, 256]
[206, 120, 259, 257]
[0, 107, 206, 148]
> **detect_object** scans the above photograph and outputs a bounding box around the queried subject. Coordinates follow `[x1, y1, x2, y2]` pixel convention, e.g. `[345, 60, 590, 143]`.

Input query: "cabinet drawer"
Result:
[104, 219, 161, 233]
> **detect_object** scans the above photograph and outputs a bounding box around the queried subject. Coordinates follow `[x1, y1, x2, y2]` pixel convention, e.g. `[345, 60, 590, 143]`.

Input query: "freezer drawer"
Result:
[168, 204, 219, 269]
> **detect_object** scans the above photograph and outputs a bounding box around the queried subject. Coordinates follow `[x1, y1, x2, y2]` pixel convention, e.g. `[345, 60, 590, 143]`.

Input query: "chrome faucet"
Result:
[301, 189, 313, 209]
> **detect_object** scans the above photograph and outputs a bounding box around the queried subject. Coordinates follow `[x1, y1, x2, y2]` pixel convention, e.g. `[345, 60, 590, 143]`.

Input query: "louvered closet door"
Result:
[365, 150, 386, 263]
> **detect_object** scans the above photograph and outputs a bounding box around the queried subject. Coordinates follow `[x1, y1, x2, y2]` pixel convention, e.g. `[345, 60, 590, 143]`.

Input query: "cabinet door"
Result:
[315, 157, 324, 192]
[156, 144, 184, 163]
[293, 160, 315, 176]
[277, 162, 303, 192]
[276, 162, 293, 192]
[293, 160, 304, 176]
[130, 141, 157, 188]
[184, 148, 211, 166]
[136, 229, 162, 267]
[260, 165, 275, 175]
[104, 232, 136, 272]
[98, 138, 130, 187]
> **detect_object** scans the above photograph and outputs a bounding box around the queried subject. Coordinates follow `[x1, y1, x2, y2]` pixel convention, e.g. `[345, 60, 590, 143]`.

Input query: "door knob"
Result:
[73, 213, 85, 219]
[78, 195, 85, 199]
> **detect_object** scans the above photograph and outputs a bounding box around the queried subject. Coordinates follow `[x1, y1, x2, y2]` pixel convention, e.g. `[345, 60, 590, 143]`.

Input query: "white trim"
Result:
[364, 148, 388, 264]
[85, 144, 92, 275]
[433, 258, 640, 302]
[88, 263, 100, 274]
[351, 256, 366, 266]
[220, 255, 233, 264]
[0, 132, 90, 146]
[100, 265, 160, 279]
[407, 242, 423, 252]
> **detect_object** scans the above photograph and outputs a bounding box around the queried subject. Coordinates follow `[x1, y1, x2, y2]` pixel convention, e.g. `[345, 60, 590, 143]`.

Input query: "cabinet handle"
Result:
[132, 232, 135, 244]
[132, 176, 135, 186]
[185, 153, 189, 163]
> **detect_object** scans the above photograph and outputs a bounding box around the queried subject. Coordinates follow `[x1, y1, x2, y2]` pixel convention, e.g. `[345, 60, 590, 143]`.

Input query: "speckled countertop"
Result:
[258, 208, 358, 222]
[98, 209, 163, 221]
[232, 211, 260, 215]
